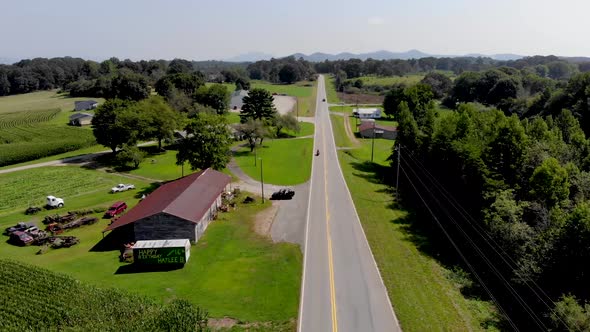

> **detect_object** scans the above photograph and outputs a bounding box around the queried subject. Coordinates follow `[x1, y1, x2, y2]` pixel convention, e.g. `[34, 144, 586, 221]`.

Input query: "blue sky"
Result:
[2, 0, 590, 60]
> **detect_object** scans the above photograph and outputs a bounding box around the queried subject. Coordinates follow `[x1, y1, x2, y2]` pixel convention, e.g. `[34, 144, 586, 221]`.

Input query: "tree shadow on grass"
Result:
[115, 263, 185, 274]
[134, 182, 162, 198]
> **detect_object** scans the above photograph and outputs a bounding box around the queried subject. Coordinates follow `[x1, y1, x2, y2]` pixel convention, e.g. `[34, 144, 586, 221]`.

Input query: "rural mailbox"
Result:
[132, 239, 191, 265]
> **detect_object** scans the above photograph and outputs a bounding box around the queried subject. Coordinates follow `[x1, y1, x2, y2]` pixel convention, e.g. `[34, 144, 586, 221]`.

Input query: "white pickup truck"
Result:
[46, 195, 64, 208]
[111, 184, 135, 193]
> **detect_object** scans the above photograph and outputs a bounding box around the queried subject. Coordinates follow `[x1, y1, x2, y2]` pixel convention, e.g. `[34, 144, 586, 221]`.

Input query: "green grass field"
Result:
[0, 182, 301, 324]
[0, 166, 150, 218]
[251, 80, 317, 117]
[356, 74, 425, 87]
[234, 138, 313, 185]
[0, 90, 104, 114]
[330, 115, 354, 148]
[0, 90, 104, 166]
[325, 76, 341, 104]
[334, 138, 499, 330]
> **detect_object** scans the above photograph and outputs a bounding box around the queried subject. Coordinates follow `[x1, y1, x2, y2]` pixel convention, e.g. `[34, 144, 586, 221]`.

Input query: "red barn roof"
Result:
[104, 168, 231, 232]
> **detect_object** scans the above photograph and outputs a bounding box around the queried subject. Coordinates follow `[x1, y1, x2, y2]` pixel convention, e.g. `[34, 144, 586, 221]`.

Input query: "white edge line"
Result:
[324, 75, 402, 330]
[297, 77, 321, 332]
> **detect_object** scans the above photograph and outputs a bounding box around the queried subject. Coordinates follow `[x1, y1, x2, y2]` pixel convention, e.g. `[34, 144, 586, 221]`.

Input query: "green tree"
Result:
[235, 119, 267, 151]
[195, 84, 230, 114]
[278, 64, 298, 84]
[108, 72, 150, 101]
[272, 113, 299, 137]
[116, 144, 145, 169]
[551, 295, 590, 332]
[235, 77, 251, 91]
[420, 72, 452, 99]
[529, 157, 569, 206]
[176, 112, 231, 170]
[136, 96, 183, 150]
[395, 102, 422, 151]
[240, 88, 276, 123]
[91, 99, 137, 153]
[382, 85, 405, 119]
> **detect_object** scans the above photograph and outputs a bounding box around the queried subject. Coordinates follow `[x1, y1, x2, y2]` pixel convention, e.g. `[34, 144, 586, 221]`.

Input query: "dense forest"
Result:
[388, 66, 590, 329]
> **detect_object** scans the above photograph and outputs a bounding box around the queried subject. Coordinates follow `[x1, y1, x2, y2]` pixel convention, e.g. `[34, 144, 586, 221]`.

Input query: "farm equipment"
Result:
[4, 222, 36, 235]
[36, 236, 79, 249]
[42, 212, 77, 225]
[25, 206, 42, 215]
[9, 231, 34, 246]
[46, 216, 98, 234]
[271, 188, 295, 200]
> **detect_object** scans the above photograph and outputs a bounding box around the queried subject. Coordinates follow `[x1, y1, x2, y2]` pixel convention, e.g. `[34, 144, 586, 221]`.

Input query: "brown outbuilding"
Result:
[103, 168, 231, 242]
[358, 122, 398, 140]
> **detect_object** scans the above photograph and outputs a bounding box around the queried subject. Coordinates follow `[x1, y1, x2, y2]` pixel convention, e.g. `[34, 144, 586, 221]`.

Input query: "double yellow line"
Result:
[322, 124, 339, 332]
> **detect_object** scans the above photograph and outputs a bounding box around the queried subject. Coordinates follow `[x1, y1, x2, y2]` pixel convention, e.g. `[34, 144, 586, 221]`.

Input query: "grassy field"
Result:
[0, 90, 104, 114]
[330, 115, 355, 148]
[356, 74, 425, 87]
[0, 166, 150, 219]
[234, 138, 313, 185]
[251, 80, 317, 117]
[332, 135, 499, 329]
[324, 75, 341, 104]
[0, 90, 104, 167]
[227, 112, 241, 124]
[0, 180, 301, 324]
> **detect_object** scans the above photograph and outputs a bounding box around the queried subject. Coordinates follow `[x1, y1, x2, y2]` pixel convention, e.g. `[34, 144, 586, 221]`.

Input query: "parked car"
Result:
[4, 222, 36, 235]
[271, 188, 295, 200]
[104, 201, 127, 218]
[46, 195, 64, 209]
[25, 206, 42, 215]
[10, 231, 34, 246]
[111, 184, 135, 193]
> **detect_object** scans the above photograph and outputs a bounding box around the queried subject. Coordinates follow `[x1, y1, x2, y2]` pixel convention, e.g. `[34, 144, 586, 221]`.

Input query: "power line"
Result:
[398, 164, 520, 331]
[400, 156, 547, 330]
[400, 147, 573, 330]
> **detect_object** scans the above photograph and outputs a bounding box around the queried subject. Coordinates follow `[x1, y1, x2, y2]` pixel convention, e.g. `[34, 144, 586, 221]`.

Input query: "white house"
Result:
[353, 108, 382, 119]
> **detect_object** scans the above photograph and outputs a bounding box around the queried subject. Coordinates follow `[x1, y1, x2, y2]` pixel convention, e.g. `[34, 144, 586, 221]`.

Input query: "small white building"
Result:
[353, 108, 382, 119]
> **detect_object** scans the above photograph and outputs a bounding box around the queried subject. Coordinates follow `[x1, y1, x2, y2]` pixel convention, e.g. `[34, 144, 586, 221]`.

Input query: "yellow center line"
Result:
[322, 122, 339, 332]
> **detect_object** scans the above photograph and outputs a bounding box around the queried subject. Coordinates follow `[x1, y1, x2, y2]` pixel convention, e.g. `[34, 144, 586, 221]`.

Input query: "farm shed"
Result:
[69, 112, 94, 126]
[133, 239, 191, 265]
[103, 168, 231, 242]
[358, 122, 397, 140]
[353, 108, 382, 119]
[74, 100, 98, 111]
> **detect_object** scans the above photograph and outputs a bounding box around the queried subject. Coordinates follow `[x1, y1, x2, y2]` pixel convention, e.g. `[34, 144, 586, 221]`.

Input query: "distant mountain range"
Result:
[225, 50, 526, 62]
[289, 50, 525, 62]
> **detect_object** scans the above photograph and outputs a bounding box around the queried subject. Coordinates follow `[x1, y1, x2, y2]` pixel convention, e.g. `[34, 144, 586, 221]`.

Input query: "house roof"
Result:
[75, 100, 98, 105]
[358, 122, 397, 132]
[69, 112, 94, 120]
[133, 239, 190, 249]
[103, 168, 231, 232]
[353, 108, 380, 114]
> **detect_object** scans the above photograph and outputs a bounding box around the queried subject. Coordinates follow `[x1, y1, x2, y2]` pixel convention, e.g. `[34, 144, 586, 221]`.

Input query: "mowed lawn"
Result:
[325, 75, 341, 104]
[234, 138, 313, 185]
[357, 74, 425, 87]
[0, 166, 150, 218]
[0, 90, 104, 114]
[0, 187, 302, 323]
[251, 80, 317, 117]
[336, 139, 498, 330]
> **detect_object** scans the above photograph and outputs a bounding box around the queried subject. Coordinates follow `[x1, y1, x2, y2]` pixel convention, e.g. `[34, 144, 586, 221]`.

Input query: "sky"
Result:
[2, 0, 590, 61]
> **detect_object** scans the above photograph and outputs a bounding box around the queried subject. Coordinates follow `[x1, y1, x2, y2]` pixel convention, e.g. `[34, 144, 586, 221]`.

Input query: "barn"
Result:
[358, 122, 398, 140]
[103, 168, 231, 242]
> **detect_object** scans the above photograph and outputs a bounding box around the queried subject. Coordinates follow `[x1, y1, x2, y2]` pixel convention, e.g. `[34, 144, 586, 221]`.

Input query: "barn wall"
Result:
[194, 191, 225, 241]
[134, 213, 196, 241]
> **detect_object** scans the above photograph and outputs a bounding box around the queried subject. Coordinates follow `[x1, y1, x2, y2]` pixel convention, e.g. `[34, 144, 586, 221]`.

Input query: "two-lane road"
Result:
[298, 76, 401, 332]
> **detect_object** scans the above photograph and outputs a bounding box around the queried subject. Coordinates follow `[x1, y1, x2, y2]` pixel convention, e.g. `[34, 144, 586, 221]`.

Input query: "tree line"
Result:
[392, 80, 590, 329]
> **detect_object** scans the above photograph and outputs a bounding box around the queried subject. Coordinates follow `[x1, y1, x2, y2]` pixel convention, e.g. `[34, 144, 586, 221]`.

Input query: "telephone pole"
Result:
[396, 144, 401, 201]
[371, 121, 375, 162]
[260, 158, 265, 203]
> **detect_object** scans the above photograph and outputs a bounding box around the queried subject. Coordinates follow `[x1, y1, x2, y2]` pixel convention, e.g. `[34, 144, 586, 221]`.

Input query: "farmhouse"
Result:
[103, 168, 231, 242]
[353, 108, 382, 119]
[74, 100, 98, 111]
[230, 90, 248, 110]
[358, 122, 397, 140]
[69, 112, 94, 126]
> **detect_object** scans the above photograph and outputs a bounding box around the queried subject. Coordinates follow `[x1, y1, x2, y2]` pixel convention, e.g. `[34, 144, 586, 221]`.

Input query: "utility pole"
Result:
[254, 146, 257, 166]
[371, 121, 375, 162]
[396, 144, 401, 201]
[260, 158, 264, 203]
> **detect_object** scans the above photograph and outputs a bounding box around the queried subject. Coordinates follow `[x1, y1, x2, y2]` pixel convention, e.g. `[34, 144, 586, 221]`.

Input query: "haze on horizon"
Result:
[2, 0, 590, 61]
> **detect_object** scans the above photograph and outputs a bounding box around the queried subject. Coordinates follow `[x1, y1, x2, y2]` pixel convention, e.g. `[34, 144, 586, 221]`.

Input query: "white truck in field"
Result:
[46, 195, 64, 208]
[111, 183, 135, 193]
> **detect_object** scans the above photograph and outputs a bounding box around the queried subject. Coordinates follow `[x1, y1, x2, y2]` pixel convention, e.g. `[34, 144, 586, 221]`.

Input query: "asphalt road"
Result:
[298, 75, 401, 332]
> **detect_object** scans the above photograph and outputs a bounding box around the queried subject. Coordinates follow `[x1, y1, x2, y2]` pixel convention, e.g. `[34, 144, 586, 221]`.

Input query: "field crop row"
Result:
[0, 109, 60, 130]
[0, 260, 206, 331]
